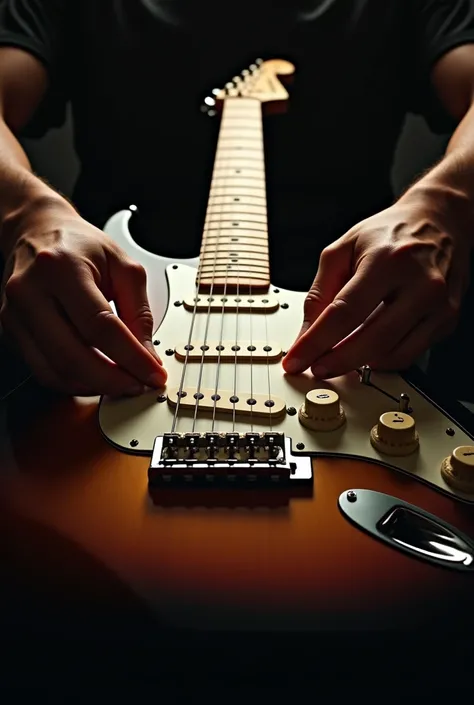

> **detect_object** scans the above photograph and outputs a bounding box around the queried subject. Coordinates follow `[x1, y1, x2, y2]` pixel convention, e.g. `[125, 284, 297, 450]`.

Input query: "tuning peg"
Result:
[211, 88, 221, 96]
[232, 76, 242, 84]
[249, 63, 258, 72]
[241, 69, 250, 78]
[255, 58, 263, 66]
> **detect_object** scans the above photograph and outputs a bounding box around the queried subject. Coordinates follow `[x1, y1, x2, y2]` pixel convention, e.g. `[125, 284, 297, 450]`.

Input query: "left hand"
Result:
[283, 200, 472, 378]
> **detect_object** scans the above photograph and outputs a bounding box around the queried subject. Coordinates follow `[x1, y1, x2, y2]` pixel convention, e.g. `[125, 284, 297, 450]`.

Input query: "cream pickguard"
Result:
[100, 207, 474, 503]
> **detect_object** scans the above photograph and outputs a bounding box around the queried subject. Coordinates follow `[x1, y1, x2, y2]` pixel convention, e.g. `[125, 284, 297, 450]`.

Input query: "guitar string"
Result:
[170, 103, 226, 434]
[210, 125, 233, 432]
[191, 95, 232, 432]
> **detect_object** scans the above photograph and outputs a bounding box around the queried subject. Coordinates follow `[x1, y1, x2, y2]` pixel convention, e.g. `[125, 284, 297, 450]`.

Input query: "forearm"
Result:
[399, 102, 474, 244]
[0, 115, 75, 257]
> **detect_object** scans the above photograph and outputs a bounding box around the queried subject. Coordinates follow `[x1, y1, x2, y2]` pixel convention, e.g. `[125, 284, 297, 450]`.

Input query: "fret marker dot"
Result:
[235, 170, 241, 174]
[231, 259, 238, 263]
[234, 198, 240, 201]
[232, 222, 239, 226]
[231, 238, 239, 241]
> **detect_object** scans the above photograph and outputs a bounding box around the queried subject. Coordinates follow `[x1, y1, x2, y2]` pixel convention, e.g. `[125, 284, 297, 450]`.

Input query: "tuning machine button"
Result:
[298, 389, 346, 432]
[370, 412, 419, 456]
[441, 446, 474, 494]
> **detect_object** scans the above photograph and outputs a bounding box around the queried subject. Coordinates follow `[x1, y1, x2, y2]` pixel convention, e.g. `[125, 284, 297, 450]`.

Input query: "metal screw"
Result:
[153, 340, 160, 346]
[296, 442, 305, 450]
[287, 407, 297, 416]
[130, 439, 139, 448]
[165, 349, 174, 356]
[446, 428, 455, 437]
[172, 264, 178, 270]
[174, 300, 183, 307]
[281, 303, 289, 309]
[156, 395, 167, 403]
[347, 490, 357, 502]
[273, 288, 280, 293]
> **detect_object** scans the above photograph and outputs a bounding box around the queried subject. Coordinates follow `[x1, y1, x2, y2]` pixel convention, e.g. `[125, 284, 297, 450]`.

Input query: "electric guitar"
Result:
[1, 59, 474, 646]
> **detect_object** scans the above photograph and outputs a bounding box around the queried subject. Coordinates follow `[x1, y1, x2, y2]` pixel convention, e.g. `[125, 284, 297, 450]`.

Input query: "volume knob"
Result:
[370, 412, 419, 456]
[298, 389, 346, 432]
[441, 446, 474, 494]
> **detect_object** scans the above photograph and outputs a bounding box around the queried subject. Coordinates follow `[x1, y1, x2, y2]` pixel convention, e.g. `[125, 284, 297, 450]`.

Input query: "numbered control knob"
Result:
[298, 389, 346, 432]
[370, 412, 419, 456]
[440, 446, 474, 494]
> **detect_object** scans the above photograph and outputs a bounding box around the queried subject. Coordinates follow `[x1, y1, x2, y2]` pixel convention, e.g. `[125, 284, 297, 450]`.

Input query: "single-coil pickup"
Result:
[174, 341, 282, 363]
[167, 387, 286, 418]
[183, 295, 279, 313]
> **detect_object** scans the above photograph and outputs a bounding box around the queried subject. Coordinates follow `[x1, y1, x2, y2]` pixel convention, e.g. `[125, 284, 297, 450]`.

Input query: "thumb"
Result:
[296, 240, 353, 341]
[110, 257, 163, 364]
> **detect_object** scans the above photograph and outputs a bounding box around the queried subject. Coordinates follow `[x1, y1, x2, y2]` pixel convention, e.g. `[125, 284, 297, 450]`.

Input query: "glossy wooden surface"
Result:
[2, 385, 474, 633]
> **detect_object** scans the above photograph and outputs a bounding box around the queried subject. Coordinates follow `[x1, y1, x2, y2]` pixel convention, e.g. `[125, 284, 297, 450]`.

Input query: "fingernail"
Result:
[311, 365, 328, 379]
[284, 358, 303, 374]
[147, 371, 167, 388]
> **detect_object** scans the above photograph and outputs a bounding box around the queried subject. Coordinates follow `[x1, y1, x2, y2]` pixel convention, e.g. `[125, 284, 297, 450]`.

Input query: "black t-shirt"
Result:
[1, 0, 474, 290]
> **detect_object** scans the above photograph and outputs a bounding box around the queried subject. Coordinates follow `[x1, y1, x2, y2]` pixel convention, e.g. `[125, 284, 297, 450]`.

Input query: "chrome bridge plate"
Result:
[148, 433, 312, 486]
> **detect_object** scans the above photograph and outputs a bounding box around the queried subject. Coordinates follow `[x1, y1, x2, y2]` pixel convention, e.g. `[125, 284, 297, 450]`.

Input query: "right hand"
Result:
[0, 202, 167, 396]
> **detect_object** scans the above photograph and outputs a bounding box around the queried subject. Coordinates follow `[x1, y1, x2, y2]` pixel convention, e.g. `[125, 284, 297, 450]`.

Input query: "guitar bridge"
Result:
[148, 433, 312, 486]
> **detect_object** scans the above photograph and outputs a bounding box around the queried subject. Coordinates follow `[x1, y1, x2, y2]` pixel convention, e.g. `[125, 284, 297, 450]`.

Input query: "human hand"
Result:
[0, 203, 167, 396]
[283, 201, 471, 378]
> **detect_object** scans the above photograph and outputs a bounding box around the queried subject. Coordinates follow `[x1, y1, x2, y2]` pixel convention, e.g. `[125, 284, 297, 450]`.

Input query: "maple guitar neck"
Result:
[198, 98, 270, 293]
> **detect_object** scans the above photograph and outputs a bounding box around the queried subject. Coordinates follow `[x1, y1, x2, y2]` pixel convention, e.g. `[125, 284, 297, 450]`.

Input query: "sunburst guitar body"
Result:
[1, 60, 474, 650]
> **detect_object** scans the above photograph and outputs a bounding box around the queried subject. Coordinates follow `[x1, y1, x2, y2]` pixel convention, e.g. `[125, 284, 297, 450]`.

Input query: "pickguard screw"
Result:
[287, 406, 297, 416]
[281, 303, 289, 309]
[153, 340, 160, 346]
[174, 300, 183, 307]
[347, 490, 357, 502]
[165, 349, 174, 356]
[172, 264, 178, 270]
[296, 442, 305, 450]
[130, 439, 139, 448]
[446, 428, 455, 437]
[273, 288, 280, 293]
[156, 395, 167, 403]
[282, 351, 288, 356]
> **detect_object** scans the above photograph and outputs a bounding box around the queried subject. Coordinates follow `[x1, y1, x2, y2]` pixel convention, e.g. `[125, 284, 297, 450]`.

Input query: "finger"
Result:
[296, 241, 353, 339]
[283, 260, 396, 375]
[307, 282, 437, 379]
[0, 306, 89, 395]
[55, 268, 167, 388]
[8, 292, 148, 396]
[109, 257, 163, 362]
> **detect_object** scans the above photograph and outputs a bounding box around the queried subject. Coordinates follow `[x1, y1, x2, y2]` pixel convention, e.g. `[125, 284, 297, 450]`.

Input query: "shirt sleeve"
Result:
[0, 0, 71, 135]
[410, 0, 474, 133]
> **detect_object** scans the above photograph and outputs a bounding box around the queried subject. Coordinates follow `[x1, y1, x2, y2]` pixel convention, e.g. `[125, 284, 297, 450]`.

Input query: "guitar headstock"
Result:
[202, 58, 295, 117]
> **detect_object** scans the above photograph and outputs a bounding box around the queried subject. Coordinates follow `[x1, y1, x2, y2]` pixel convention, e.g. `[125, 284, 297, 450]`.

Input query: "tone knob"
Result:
[441, 446, 474, 494]
[298, 389, 346, 432]
[370, 412, 419, 456]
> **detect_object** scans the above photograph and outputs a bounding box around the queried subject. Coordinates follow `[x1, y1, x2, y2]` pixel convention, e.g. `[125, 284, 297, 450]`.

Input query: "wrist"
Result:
[0, 181, 77, 257]
[398, 164, 474, 246]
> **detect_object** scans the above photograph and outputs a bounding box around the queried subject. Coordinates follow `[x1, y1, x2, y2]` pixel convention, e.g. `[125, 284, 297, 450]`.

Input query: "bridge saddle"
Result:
[148, 432, 312, 486]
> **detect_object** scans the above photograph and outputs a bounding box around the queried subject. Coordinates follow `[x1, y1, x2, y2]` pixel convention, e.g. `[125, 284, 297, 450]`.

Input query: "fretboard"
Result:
[198, 98, 269, 293]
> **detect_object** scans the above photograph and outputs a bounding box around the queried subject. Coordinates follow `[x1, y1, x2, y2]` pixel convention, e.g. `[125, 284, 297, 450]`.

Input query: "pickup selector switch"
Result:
[370, 412, 419, 456]
[441, 446, 474, 494]
[298, 389, 346, 432]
